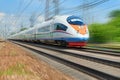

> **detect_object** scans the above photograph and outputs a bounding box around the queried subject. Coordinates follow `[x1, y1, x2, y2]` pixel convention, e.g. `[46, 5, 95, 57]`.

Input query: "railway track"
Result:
[17, 41, 120, 68]
[12, 41, 120, 80]
[76, 47, 120, 56]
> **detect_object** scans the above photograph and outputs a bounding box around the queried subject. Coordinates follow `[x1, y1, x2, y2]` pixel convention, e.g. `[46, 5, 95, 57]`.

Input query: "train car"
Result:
[9, 15, 89, 47]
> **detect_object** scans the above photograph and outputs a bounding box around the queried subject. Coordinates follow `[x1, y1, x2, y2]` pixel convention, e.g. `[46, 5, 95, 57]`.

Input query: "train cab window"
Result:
[55, 23, 67, 31]
[67, 16, 85, 26]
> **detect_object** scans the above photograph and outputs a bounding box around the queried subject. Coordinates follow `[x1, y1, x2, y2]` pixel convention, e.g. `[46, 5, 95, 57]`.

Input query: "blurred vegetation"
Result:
[89, 10, 120, 43]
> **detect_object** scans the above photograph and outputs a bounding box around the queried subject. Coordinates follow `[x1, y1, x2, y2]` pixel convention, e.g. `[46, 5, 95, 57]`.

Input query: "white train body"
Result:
[9, 15, 89, 47]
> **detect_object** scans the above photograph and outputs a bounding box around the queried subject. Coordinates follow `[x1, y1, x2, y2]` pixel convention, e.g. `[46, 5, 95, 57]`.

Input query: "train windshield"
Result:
[67, 16, 84, 26]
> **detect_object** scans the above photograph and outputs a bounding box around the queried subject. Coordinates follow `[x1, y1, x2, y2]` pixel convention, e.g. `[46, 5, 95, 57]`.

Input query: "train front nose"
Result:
[66, 15, 89, 47]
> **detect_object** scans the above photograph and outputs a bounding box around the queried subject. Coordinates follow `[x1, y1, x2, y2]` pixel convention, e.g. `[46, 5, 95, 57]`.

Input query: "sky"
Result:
[0, 0, 120, 38]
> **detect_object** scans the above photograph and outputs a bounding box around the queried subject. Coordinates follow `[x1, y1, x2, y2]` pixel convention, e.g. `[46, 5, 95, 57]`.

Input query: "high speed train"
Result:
[9, 15, 89, 47]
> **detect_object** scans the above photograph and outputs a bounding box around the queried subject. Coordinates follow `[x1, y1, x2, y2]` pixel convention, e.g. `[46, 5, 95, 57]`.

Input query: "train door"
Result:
[34, 28, 37, 41]
[50, 23, 54, 42]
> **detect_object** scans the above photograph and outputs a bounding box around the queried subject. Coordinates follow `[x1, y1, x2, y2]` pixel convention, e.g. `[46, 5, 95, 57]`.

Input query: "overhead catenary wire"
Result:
[34, 0, 67, 22]
[60, 0, 109, 15]
[13, 0, 34, 27]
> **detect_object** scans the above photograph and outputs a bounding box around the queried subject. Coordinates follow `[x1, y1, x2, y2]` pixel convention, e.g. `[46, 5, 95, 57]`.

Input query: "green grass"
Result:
[0, 63, 30, 76]
[10, 50, 18, 56]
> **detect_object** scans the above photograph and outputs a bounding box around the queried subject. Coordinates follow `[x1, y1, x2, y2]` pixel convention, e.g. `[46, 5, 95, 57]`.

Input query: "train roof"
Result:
[9, 15, 82, 38]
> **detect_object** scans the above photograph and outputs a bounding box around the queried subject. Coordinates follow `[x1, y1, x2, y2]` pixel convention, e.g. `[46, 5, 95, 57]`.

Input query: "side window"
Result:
[44, 26, 50, 31]
[38, 28, 44, 32]
[38, 26, 50, 32]
[55, 23, 67, 31]
[27, 30, 33, 34]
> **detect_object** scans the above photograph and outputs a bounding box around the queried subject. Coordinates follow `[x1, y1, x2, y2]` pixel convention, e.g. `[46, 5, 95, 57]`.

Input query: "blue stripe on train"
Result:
[37, 37, 89, 42]
[54, 37, 89, 42]
[65, 37, 88, 42]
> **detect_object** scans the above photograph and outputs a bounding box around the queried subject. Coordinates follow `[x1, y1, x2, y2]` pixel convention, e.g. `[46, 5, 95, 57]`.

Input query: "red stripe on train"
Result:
[68, 42, 86, 47]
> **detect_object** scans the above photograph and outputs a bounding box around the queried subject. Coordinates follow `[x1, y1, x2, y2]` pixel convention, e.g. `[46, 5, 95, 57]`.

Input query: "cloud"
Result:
[0, 12, 5, 21]
[0, 12, 5, 17]
[0, 12, 5, 24]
